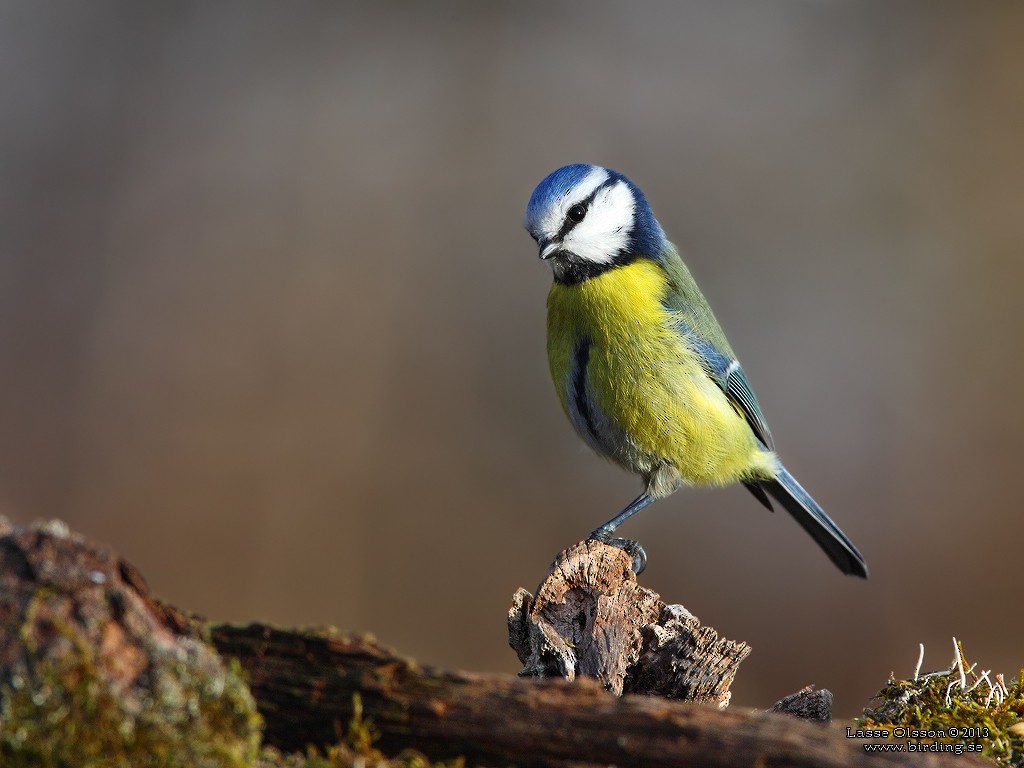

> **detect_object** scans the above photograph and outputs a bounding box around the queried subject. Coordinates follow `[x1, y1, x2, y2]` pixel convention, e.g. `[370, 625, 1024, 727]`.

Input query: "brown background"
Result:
[2, 2, 1022, 717]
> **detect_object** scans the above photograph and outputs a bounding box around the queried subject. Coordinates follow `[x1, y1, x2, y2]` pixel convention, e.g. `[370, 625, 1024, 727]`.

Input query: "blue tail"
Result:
[760, 466, 868, 578]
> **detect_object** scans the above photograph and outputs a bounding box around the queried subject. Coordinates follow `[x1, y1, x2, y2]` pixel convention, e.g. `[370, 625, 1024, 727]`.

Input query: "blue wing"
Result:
[671, 320, 777, 511]
[673, 321, 774, 451]
[665, 296, 867, 576]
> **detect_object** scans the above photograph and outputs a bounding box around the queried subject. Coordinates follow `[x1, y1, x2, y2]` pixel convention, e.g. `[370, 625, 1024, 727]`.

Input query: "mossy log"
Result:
[0, 518, 990, 767]
[213, 622, 987, 767]
[0, 518, 261, 767]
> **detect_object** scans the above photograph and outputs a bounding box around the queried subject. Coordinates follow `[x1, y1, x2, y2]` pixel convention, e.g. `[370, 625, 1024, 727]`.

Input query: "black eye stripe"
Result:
[557, 177, 618, 240]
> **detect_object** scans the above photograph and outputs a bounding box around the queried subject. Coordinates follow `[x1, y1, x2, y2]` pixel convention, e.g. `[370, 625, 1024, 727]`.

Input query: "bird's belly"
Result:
[585, 338, 763, 485]
[548, 260, 772, 486]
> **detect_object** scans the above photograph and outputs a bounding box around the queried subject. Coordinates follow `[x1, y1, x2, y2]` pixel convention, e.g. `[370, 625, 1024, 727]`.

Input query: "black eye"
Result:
[567, 204, 587, 223]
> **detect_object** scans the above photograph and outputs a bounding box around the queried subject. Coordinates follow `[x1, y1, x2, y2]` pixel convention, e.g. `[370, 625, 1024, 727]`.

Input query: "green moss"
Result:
[0, 625, 461, 768]
[0, 598, 461, 768]
[0, 589, 262, 768]
[254, 694, 463, 768]
[0, 522, 461, 767]
[858, 640, 1024, 767]
[255, 744, 462, 768]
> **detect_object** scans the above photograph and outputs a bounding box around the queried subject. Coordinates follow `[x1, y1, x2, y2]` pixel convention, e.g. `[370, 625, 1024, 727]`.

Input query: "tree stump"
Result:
[509, 539, 750, 706]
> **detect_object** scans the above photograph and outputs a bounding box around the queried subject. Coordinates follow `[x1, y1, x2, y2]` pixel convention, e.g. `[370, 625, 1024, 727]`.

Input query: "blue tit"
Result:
[524, 164, 867, 578]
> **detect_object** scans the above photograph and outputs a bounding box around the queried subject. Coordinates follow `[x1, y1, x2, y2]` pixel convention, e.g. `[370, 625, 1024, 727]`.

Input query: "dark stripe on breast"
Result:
[573, 338, 599, 443]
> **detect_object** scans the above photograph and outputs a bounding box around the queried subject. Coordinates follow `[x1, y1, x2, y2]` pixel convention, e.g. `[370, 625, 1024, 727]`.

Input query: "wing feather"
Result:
[724, 363, 774, 450]
[664, 306, 774, 450]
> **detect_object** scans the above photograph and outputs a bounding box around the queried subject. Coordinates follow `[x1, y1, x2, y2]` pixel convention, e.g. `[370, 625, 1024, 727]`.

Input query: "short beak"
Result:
[539, 240, 560, 260]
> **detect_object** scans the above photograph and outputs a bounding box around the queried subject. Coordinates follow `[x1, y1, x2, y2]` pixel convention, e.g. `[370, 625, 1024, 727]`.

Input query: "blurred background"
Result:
[2, 1, 1022, 718]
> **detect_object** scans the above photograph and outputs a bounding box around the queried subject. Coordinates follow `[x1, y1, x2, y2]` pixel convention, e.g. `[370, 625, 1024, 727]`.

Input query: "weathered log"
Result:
[508, 539, 750, 705]
[771, 685, 835, 722]
[211, 623, 984, 767]
[0, 518, 988, 767]
[0, 517, 261, 766]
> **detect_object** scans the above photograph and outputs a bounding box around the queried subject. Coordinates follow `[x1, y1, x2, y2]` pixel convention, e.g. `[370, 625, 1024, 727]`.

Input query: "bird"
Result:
[524, 164, 867, 578]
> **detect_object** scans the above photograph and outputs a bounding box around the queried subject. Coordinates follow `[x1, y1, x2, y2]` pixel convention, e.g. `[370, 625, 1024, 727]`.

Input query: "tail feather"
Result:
[761, 466, 868, 578]
[743, 480, 774, 512]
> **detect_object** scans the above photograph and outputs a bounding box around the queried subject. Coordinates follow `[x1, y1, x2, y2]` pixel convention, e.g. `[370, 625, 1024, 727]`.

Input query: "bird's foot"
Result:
[589, 530, 647, 575]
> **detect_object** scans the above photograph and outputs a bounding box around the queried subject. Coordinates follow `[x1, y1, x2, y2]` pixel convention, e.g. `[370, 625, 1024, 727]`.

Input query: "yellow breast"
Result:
[546, 258, 773, 485]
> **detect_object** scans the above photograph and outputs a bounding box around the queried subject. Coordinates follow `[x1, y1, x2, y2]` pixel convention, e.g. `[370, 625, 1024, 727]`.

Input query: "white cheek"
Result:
[563, 183, 634, 263]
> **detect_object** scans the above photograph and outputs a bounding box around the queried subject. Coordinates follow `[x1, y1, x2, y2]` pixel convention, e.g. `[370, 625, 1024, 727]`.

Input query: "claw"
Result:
[588, 532, 647, 575]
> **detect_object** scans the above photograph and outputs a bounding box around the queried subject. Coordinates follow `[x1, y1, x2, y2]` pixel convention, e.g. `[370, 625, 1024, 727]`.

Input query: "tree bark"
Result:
[211, 623, 983, 768]
[508, 539, 751, 706]
[0, 518, 988, 768]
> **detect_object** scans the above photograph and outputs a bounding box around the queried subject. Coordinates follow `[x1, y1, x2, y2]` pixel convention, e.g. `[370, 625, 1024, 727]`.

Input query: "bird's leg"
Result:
[588, 491, 656, 574]
[590, 491, 656, 538]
